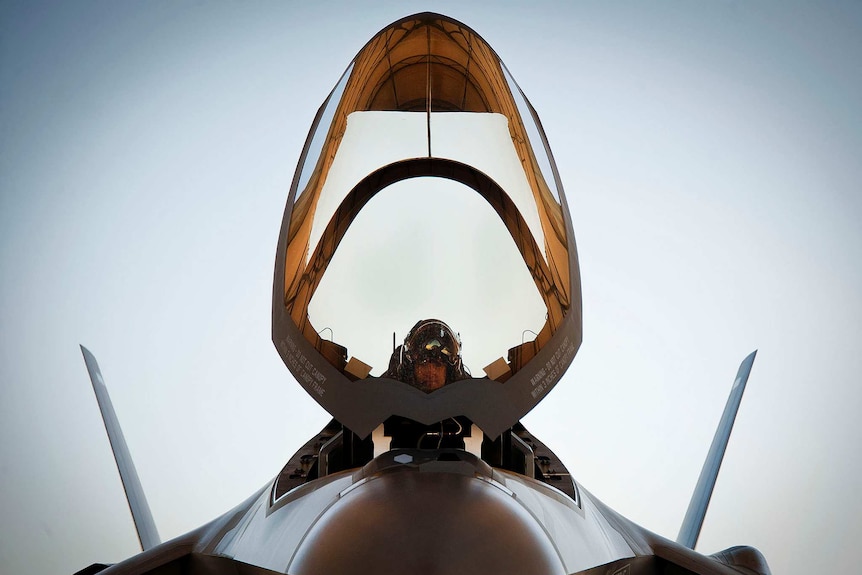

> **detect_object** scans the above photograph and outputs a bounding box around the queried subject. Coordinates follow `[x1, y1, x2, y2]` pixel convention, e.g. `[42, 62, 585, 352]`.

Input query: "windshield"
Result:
[272, 13, 581, 436]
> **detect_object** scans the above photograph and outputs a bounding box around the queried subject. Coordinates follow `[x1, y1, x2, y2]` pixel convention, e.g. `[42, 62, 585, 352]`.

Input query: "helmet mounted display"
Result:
[403, 320, 461, 367]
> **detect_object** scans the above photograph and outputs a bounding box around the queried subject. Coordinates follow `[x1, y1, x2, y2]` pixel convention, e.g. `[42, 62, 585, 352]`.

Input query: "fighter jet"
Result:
[77, 13, 771, 575]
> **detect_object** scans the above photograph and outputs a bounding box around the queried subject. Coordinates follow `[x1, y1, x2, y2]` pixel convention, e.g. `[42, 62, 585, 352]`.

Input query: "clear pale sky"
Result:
[2, 2, 860, 574]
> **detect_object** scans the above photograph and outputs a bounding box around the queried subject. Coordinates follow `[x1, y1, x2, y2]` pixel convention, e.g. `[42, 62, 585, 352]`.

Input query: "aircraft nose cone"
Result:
[288, 462, 565, 575]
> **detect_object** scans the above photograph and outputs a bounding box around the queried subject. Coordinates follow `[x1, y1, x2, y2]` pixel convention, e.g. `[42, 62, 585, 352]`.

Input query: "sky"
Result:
[1, 1, 861, 574]
[305, 110, 554, 374]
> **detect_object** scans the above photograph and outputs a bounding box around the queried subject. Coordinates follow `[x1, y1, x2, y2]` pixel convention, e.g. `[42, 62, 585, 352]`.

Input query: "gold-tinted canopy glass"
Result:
[272, 13, 582, 437]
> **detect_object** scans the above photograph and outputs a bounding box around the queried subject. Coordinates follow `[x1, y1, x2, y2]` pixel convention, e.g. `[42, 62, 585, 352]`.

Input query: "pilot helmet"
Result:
[398, 319, 470, 392]
[403, 319, 460, 363]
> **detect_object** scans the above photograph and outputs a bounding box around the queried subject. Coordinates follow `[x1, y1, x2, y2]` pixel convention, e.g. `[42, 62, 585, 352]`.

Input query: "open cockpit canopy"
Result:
[272, 13, 582, 438]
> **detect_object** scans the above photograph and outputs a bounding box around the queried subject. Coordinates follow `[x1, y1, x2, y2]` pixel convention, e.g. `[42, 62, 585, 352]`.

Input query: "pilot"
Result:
[383, 319, 469, 392]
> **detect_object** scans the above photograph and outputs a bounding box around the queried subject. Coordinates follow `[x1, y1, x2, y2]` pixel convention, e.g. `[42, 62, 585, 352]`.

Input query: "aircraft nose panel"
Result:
[272, 13, 582, 438]
[287, 460, 566, 575]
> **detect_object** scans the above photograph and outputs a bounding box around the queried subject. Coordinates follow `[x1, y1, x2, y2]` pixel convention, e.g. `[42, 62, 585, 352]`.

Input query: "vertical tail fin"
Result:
[80, 345, 161, 551]
[676, 350, 757, 549]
